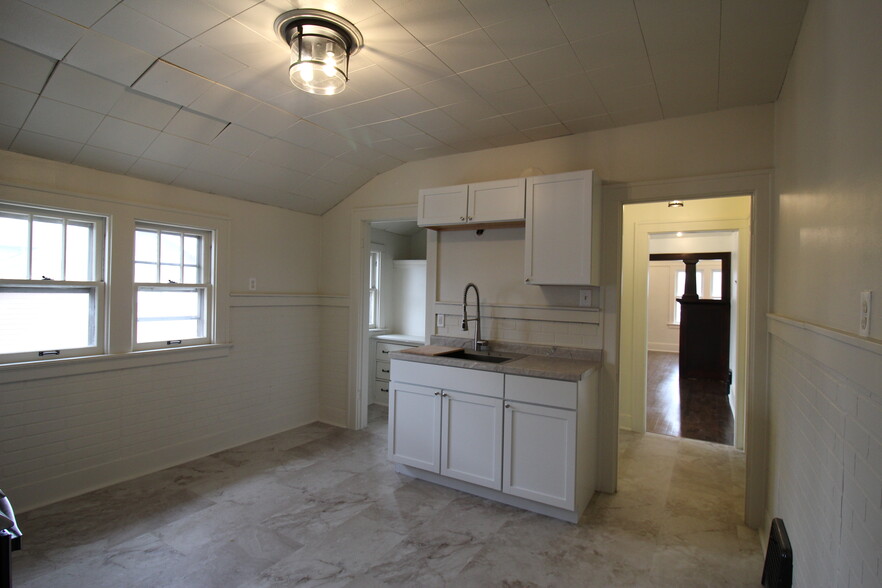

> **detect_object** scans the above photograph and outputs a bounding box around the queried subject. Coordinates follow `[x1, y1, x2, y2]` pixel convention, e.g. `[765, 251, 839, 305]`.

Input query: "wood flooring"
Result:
[646, 351, 735, 445]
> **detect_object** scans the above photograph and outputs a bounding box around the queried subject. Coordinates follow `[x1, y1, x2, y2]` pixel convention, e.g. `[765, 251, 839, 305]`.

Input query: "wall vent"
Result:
[761, 517, 793, 587]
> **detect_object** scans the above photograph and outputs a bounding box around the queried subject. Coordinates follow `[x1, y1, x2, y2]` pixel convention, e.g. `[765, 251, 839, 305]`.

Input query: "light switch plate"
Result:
[859, 290, 871, 336]
[248, 277, 256, 291]
[436, 314, 445, 328]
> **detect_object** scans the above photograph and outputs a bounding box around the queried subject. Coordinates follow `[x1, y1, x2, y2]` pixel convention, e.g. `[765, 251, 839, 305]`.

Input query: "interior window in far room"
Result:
[368, 248, 381, 329]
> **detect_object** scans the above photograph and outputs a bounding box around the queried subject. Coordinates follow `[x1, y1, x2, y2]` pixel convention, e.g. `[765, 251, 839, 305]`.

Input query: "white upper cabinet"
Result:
[524, 170, 601, 286]
[418, 178, 525, 227]
[417, 183, 468, 226]
[468, 178, 526, 224]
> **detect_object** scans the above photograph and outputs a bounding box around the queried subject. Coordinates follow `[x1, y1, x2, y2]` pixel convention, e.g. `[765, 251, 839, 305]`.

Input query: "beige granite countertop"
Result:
[390, 337, 600, 382]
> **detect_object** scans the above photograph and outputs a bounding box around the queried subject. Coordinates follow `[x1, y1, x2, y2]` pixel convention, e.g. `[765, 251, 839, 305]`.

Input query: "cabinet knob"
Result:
[381, 388, 388, 393]
[467, 216, 473, 221]
[460, 216, 465, 221]
[441, 392, 448, 397]
[381, 369, 389, 373]
[381, 349, 389, 354]
[434, 391, 440, 396]
[505, 404, 511, 408]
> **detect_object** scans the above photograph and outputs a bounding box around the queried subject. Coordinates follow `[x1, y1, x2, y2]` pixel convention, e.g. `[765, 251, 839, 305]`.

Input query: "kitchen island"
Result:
[388, 338, 600, 523]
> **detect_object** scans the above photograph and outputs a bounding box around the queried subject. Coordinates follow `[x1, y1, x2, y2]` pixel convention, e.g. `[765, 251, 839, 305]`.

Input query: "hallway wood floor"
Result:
[646, 351, 735, 445]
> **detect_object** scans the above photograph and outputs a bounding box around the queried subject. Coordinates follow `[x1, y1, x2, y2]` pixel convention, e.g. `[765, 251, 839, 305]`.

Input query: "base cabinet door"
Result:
[440, 390, 504, 490]
[388, 382, 441, 472]
[503, 401, 576, 510]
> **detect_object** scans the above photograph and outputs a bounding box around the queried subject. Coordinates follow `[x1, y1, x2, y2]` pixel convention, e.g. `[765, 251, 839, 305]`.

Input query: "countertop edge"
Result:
[389, 350, 599, 382]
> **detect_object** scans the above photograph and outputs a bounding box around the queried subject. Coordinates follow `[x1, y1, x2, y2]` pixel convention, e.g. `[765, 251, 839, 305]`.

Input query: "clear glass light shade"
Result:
[288, 25, 349, 95]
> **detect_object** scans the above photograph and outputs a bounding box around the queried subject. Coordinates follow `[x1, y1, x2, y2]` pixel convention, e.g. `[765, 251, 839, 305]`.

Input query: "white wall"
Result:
[0, 150, 326, 511]
[647, 261, 679, 352]
[767, 0, 882, 585]
[391, 260, 426, 337]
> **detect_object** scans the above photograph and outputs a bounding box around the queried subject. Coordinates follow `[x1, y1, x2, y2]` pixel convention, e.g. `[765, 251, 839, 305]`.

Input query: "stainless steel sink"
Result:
[444, 350, 517, 364]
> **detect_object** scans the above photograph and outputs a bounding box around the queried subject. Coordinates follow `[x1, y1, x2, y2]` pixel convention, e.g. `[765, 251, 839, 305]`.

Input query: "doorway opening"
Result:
[619, 195, 751, 449]
[360, 219, 427, 427]
[647, 246, 736, 445]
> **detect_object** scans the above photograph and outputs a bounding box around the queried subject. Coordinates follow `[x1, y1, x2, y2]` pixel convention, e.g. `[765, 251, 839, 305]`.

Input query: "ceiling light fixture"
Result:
[274, 9, 363, 96]
[668, 200, 685, 207]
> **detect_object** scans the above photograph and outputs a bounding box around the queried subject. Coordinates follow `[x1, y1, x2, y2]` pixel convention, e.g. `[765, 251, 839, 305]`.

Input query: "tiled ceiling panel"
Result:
[0, 0, 808, 215]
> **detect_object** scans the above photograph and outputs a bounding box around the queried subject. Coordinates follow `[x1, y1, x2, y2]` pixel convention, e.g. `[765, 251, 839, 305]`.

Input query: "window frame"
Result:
[132, 221, 214, 351]
[367, 247, 382, 330]
[0, 202, 106, 363]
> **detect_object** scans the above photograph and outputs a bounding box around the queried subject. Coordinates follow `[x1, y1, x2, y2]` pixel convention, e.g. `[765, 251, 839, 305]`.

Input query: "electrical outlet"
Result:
[248, 277, 257, 291]
[579, 289, 592, 307]
[436, 314, 445, 328]
[859, 290, 871, 336]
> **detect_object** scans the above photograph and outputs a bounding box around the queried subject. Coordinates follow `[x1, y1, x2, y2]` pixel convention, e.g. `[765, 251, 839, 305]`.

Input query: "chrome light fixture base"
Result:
[274, 9, 364, 96]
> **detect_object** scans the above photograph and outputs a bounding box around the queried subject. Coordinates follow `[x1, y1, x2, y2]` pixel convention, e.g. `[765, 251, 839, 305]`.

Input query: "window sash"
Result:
[133, 222, 213, 350]
[368, 249, 381, 329]
[134, 224, 208, 286]
[0, 202, 105, 362]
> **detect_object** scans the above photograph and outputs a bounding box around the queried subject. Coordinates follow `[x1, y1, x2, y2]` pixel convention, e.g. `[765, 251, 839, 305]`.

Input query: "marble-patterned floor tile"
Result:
[13, 415, 762, 587]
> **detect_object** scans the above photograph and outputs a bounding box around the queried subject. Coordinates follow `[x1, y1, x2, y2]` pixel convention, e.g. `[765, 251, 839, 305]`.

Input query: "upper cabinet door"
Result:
[524, 170, 601, 286]
[468, 177, 526, 224]
[418, 184, 469, 226]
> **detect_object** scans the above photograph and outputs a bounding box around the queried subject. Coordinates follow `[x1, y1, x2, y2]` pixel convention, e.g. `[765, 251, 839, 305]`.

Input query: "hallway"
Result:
[646, 351, 735, 445]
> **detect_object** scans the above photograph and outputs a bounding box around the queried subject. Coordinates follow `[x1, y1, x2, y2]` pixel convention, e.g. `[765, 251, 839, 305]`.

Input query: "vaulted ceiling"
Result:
[0, 0, 807, 215]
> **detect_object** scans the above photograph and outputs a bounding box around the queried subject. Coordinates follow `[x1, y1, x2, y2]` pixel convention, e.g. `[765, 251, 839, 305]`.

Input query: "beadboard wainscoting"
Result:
[765, 314, 881, 588]
[0, 294, 351, 512]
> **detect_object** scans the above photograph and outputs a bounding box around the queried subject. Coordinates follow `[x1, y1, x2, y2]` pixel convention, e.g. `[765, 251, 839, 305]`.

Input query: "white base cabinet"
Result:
[389, 360, 504, 491]
[388, 382, 441, 472]
[389, 359, 598, 522]
[441, 390, 503, 489]
[503, 400, 576, 510]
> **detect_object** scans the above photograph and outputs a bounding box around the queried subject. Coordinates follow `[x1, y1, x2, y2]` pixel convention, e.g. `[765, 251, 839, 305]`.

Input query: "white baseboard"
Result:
[648, 343, 679, 353]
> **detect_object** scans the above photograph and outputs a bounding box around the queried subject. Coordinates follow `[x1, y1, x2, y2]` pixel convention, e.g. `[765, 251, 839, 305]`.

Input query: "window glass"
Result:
[31, 217, 64, 280]
[0, 289, 93, 353]
[136, 288, 204, 343]
[711, 270, 723, 299]
[0, 213, 28, 279]
[65, 222, 93, 281]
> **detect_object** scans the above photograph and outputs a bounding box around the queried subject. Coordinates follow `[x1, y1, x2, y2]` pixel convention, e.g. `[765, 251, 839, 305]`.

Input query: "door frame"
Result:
[629, 215, 749, 446]
[602, 170, 772, 529]
[348, 204, 420, 430]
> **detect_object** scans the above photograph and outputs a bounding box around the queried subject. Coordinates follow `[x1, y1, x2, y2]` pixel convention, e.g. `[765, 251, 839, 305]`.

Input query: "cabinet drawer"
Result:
[392, 360, 504, 398]
[373, 378, 390, 405]
[505, 374, 577, 410]
[376, 360, 391, 380]
[377, 342, 412, 357]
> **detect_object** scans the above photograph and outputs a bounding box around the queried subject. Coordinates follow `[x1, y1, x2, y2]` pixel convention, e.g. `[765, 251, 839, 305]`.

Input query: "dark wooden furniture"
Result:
[651, 252, 732, 383]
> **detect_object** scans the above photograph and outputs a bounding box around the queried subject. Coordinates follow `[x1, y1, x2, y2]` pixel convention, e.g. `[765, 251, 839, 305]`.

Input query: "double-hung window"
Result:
[134, 222, 213, 349]
[0, 202, 105, 361]
[368, 248, 381, 329]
